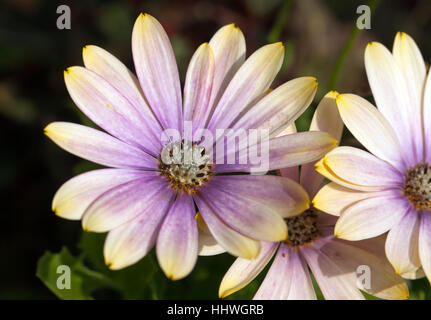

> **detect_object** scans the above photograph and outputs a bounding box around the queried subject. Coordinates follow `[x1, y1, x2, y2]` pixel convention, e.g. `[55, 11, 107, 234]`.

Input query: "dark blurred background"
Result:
[1, 0, 431, 299]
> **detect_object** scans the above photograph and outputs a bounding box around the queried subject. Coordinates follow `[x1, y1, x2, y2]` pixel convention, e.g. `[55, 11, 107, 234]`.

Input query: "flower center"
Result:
[403, 163, 431, 210]
[284, 208, 319, 247]
[159, 140, 213, 194]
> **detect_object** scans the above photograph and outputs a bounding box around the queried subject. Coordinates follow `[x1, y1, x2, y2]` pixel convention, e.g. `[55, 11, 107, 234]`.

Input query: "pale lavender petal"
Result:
[219, 242, 278, 298]
[385, 208, 421, 275]
[419, 212, 431, 282]
[45, 122, 157, 169]
[313, 237, 409, 300]
[204, 175, 309, 219]
[208, 43, 284, 133]
[276, 124, 299, 182]
[213, 131, 337, 173]
[82, 45, 164, 155]
[392, 32, 426, 163]
[82, 173, 173, 232]
[52, 169, 148, 220]
[183, 43, 215, 132]
[198, 175, 310, 241]
[334, 193, 409, 241]
[232, 77, 317, 136]
[207, 24, 246, 119]
[254, 244, 316, 300]
[64, 66, 157, 153]
[300, 91, 343, 197]
[103, 191, 174, 270]
[156, 193, 198, 280]
[132, 14, 182, 132]
[302, 241, 364, 300]
[366, 41, 420, 166]
[194, 194, 261, 259]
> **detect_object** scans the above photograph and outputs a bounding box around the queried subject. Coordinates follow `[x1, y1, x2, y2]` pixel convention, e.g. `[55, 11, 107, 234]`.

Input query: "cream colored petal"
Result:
[334, 194, 409, 241]
[313, 182, 383, 216]
[336, 94, 404, 169]
[365, 41, 417, 167]
[323, 147, 403, 187]
[385, 209, 421, 275]
[301, 91, 343, 197]
[196, 212, 226, 256]
[393, 32, 426, 162]
[315, 157, 384, 192]
[219, 242, 278, 298]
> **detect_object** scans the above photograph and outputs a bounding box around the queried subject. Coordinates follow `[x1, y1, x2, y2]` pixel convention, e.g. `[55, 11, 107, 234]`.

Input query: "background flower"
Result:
[314, 32, 431, 283]
[219, 91, 408, 300]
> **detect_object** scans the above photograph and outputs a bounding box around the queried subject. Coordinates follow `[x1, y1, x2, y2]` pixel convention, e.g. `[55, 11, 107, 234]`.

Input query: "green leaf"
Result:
[36, 247, 116, 300]
[78, 231, 159, 299]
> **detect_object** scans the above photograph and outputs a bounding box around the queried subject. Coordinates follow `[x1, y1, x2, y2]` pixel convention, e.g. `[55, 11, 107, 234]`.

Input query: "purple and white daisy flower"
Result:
[219, 92, 409, 300]
[314, 32, 431, 282]
[45, 13, 336, 280]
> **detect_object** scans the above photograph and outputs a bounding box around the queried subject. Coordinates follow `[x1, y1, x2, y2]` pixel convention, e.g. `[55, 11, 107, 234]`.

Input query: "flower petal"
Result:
[392, 32, 426, 163]
[214, 131, 337, 173]
[52, 169, 146, 220]
[424, 70, 431, 163]
[194, 194, 261, 259]
[82, 45, 163, 155]
[336, 93, 404, 169]
[385, 209, 421, 275]
[219, 242, 278, 298]
[276, 124, 299, 181]
[198, 175, 306, 242]
[44, 122, 157, 169]
[207, 24, 246, 124]
[232, 77, 318, 136]
[64, 66, 156, 152]
[183, 43, 215, 132]
[334, 194, 409, 241]
[156, 193, 198, 280]
[196, 212, 226, 256]
[132, 13, 182, 131]
[82, 173, 173, 232]
[365, 42, 417, 166]
[315, 237, 409, 300]
[419, 212, 431, 283]
[300, 91, 343, 197]
[302, 242, 364, 300]
[104, 192, 174, 270]
[254, 244, 316, 300]
[313, 182, 385, 216]
[323, 147, 403, 188]
[208, 42, 284, 133]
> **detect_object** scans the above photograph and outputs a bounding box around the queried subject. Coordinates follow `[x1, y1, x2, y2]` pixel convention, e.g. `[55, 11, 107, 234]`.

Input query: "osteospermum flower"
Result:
[314, 32, 431, 282]
[45, 13, 336, 280]
[219, 92, 408, 300]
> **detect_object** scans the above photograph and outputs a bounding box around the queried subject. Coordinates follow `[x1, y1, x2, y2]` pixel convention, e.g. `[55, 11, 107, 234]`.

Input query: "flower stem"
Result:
[326, 0, 380, 91]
